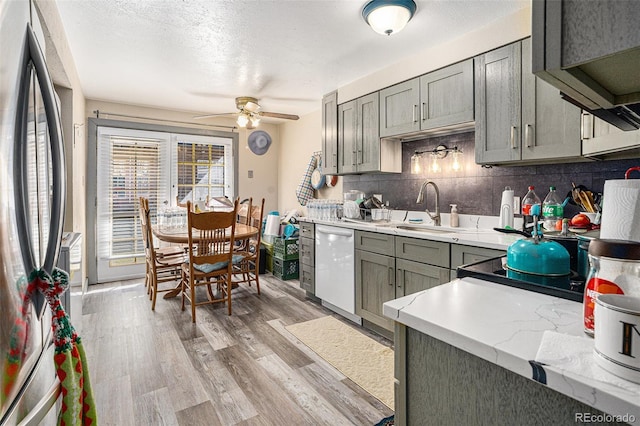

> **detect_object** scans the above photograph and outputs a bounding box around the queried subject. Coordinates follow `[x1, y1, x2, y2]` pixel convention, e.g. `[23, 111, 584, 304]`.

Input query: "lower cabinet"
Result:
[299, 222, 315, 295]
[355, 231, 451, 333]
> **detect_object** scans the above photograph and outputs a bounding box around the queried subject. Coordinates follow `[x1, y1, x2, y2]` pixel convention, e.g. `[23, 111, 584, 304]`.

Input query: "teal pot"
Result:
[506, 237, 571, 289]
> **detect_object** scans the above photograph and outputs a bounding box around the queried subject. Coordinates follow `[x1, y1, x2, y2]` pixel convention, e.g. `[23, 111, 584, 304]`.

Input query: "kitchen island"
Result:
[383, 278, 639, 425]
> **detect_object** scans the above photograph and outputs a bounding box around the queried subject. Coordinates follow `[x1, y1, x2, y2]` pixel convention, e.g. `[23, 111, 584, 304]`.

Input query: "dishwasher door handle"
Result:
[316, 226, 353, 238]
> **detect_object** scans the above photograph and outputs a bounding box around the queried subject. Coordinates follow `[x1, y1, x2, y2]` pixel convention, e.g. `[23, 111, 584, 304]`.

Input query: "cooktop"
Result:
[456, 256, 584, 303]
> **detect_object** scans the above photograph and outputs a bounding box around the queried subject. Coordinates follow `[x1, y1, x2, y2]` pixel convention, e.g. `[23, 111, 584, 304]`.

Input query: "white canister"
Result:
[594, 294, 640, 383]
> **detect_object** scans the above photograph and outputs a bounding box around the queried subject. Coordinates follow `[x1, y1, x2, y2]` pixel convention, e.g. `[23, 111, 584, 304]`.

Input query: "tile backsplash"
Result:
[342, 131, 639, 218]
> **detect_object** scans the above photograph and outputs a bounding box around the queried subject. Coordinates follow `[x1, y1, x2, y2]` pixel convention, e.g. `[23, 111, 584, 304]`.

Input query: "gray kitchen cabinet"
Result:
[299, 222, 315, 295]
[520, 39, 582, 161]
[419, 59, 474, 131]
[450, 244, 505, 281]
[355, 230, 395, 256]
[475, 38, 582, 165]
[321, 91, 338, 174]
[396, 258, 449, 299]
[379, 60, 474, 138]
[379, 79, 421, 137]
[394, 324, 614, 426]
[355, 231, 451, 334]
[474, 41, 522, 164]
[338, 92, 401, 174]
[355, 249, 396, 330]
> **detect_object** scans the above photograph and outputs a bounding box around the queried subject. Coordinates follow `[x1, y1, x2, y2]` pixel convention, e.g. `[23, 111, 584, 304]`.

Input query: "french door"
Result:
[95, 126, 234, 283]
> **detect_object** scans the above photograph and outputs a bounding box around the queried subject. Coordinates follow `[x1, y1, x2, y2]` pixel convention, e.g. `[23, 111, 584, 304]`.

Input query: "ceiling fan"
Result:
[194, 96, 300, 129]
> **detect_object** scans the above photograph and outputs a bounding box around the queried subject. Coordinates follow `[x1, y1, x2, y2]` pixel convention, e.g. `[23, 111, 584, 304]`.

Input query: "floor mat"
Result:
[286, 316, 394, 409]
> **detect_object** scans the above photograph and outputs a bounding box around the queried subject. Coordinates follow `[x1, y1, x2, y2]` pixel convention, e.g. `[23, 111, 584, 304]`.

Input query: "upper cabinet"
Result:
[532, 0, 640, 131]
[379, 59, 474, 138]
[321, 91, 338, 174]
[420, 60, 474, 131]
[338, 92, 401, 174]
[475, 38, 582, 165]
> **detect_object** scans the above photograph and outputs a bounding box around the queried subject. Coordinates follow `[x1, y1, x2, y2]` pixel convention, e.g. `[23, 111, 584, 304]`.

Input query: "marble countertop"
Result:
[301, 212, 521, 251]
[383, 278, 640, 423]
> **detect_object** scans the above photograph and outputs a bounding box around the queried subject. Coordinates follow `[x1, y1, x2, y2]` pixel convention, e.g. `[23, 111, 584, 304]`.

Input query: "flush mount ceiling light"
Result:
[362, 0, 417, 36]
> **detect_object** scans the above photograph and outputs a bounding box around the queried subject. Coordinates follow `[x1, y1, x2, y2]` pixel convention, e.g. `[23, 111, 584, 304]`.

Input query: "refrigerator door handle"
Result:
[13, 23, 66, 277]
[16, 379, 61, 426]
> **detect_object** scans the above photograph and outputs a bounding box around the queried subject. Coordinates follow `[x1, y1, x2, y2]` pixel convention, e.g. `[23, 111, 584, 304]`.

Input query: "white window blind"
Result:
[96, 127, 170, 281]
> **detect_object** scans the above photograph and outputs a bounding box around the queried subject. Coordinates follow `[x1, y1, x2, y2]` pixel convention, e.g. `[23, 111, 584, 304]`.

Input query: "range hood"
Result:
[532, 0, 640, 131]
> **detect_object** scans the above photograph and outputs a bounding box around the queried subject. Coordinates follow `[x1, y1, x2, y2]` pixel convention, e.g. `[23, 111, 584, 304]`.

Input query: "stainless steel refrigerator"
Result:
[1, 0, 67, 423]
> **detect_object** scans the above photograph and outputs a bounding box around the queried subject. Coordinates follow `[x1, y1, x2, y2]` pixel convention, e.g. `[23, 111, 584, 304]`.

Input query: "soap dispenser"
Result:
[450, 204, 459, 227]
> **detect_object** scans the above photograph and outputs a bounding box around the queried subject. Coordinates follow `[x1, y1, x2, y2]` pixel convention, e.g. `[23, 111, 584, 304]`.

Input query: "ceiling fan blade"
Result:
[260, 111, 300, 120]
[193, 112, 238, 119]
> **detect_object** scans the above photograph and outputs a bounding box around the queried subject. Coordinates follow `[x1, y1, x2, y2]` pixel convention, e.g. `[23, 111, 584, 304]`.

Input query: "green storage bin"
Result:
[273, 257, 299, 280]
[273, 237, 299, 261]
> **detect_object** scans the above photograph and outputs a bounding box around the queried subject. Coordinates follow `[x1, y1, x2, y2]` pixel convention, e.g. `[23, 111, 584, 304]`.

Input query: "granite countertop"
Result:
[301, 212, 521, 251]
[383, 278, 640, 423]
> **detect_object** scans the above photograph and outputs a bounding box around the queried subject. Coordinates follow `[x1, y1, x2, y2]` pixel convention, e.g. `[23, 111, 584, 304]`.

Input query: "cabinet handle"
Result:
[421, 102, 426, 122]
[412, 105, 417, 123]
[510, 126, 517, 149]
[389, 267, 394, 286]
[352, 149, 357, 166]
[525, 124, 533, 148]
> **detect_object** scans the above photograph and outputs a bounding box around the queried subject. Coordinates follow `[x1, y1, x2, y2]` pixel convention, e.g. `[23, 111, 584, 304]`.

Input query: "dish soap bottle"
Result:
[450, 204, 459, 227]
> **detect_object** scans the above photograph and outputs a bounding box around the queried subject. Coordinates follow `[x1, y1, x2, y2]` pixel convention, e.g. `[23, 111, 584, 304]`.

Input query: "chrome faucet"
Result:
[416, 181, 441, 226]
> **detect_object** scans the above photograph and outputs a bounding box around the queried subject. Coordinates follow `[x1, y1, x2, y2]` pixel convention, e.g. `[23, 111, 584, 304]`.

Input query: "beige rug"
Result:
[286, 316, 394, 409]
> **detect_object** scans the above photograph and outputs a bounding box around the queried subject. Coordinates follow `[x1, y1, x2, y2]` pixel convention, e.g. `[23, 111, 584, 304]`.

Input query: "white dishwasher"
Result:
[315, 224, 361, 324]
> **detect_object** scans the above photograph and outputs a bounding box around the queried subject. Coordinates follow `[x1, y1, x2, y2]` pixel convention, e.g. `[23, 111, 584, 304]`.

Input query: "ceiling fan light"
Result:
[363, 0, 416, 36]
[237, 114, 249, 128]
[250, 115, 261, 127]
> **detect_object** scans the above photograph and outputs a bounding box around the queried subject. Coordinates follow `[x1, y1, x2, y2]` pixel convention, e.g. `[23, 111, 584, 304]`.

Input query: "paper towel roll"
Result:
[600, 179, 640, 241]
[499, 187, 514, 228]
[264, 214, 281, 236]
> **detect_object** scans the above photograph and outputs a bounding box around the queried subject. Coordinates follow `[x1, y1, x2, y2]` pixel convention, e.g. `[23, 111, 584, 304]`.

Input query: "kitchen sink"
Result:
[394, 225, 456, 234]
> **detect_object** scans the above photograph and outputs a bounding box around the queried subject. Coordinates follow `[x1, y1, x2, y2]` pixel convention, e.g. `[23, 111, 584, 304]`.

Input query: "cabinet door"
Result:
[396, 258, 449, 298]
[420, 59, 474, 130]
[355, 250, 395, 330]
[356, 92, 380, 172]
[322, 91, 339, 174]
[475, 42, 522, 164]
[379, 78, 420, 137]
[521, 39, 582, 161]
[338, 99, 357, 174]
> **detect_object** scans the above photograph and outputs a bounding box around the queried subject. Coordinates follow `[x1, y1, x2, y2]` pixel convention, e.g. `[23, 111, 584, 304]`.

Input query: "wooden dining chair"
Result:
[139, 197, 185, 310]
[233, 198, 265, 294]
[234, 198, 252, 252]
[181, 199, 240, 321]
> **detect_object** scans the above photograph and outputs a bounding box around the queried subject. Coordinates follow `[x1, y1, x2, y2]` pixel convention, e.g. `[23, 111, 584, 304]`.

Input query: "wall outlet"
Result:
[513, 196, 521, 214]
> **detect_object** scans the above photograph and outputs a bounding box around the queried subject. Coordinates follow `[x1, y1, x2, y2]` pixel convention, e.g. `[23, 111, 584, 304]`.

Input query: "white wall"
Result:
[84, 100, 281, 213]
[278, 110, 344, 216]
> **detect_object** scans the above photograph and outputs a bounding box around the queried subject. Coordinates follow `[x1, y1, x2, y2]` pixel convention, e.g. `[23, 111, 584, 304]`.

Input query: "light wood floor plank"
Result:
[81, 274, 393, 425]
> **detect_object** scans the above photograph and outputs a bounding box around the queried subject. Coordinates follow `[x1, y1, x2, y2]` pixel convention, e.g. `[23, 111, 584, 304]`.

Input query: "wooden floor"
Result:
[79, 273, 394, 425]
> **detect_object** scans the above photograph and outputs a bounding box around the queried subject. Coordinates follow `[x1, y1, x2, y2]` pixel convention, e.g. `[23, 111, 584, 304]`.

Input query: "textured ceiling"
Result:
[55, 0, 528, 120]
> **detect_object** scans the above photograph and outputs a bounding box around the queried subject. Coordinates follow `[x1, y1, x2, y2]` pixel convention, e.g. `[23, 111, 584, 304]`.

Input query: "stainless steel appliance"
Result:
[315, 225, 361, 324]
[1, 0, 66, 423]
[457, 257, 584, 302]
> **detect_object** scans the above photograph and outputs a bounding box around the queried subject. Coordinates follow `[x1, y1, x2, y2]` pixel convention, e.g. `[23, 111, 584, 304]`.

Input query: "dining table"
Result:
[152, 223, 259, 299]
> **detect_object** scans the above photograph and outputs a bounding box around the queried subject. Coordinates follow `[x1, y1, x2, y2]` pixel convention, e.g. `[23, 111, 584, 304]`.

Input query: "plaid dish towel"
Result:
[296, 155, 317, 206]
